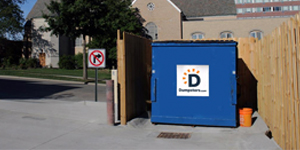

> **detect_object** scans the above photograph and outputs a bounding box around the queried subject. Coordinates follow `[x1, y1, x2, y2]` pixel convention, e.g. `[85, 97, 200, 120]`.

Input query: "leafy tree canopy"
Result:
[43, 0, 107, 39]
[0, 0, 25, 39]
[43, 0, 109, 79]
[88, 0, 145, 67]
[43, 0, 145, 68]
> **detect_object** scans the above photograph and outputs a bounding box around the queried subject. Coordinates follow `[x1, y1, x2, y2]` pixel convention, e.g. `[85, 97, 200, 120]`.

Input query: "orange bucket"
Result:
[239, 108, 252, 127]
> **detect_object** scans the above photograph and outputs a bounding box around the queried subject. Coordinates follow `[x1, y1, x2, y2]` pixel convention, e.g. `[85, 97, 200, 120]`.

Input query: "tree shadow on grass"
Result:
[0, 78, 80, 100]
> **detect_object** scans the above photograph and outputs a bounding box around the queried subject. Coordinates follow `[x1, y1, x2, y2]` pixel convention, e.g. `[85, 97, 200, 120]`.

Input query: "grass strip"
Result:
[0, 68, 111, 83]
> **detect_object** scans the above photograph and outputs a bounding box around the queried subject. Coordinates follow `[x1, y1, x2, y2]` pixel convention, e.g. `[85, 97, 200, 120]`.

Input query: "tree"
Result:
[43, 0, 145, 76]
[88, 0, 146, 68]
[0, 0, 25, 39]
[43, 0, 107, 80]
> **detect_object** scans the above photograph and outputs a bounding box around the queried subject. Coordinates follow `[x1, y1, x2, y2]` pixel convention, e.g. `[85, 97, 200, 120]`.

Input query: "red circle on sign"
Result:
[89, 50, 105, 67]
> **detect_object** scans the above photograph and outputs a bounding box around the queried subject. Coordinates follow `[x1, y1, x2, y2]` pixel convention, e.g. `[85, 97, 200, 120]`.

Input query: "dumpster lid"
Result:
[152, 40, 238, 47]
[153, 40, 237, 43]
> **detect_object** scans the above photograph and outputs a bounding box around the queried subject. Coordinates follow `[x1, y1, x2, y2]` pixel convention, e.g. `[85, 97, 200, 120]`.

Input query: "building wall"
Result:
[183, 17, 289, 39]
[235, 1, 300, 18]
[132, 0, 182, 40]
[31, 18, 59, 68]
[74, 35, 90, 54]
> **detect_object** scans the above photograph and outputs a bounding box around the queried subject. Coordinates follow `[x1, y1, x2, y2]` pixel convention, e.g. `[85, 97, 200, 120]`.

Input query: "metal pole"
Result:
[95, 68, 98, 102]
[106, 80, 115, 125]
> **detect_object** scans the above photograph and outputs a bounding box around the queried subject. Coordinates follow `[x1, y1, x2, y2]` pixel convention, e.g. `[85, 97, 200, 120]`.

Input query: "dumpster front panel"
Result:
[151, 42, 237, 127]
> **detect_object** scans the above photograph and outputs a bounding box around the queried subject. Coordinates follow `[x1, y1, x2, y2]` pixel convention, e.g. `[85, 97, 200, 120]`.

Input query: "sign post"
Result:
[88, 49, 106, 102]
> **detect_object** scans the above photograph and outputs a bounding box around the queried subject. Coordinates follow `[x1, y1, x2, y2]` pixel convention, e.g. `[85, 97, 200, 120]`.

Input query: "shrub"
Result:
[58, 55, 75, 69]
[26, 58, 40, 68]
[75, 53, 83, 69]
[3, 57, 13, 67]
[74, 53, 88, 69]
[19, 58, 28, 69]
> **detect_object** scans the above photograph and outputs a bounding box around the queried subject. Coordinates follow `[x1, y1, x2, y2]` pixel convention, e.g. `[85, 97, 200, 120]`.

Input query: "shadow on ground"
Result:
[0, 78, 80, 100]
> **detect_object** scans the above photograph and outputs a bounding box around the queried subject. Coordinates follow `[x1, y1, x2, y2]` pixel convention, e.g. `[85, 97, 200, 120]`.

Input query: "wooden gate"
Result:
[117, 30, 152, 125]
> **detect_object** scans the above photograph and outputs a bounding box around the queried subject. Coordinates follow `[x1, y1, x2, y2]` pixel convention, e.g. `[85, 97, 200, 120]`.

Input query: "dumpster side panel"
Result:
[151, 43, 237, 127]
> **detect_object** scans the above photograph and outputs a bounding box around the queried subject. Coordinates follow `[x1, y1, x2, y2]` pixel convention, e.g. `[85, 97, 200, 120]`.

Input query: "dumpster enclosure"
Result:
[117, 19, 300, 147]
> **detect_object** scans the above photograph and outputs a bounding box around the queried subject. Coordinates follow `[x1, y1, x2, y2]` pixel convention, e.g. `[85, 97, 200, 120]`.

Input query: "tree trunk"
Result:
[83, 35, 88, 80]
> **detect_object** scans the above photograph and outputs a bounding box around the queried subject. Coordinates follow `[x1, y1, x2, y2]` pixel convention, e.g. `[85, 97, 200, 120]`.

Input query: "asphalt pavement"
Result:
[0, 76, 106, 102]
[0, 76, 281, 150]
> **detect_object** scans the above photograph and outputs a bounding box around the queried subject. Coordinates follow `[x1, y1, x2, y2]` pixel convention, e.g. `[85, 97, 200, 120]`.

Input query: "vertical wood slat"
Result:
[272, 30, 277, 139]
[117, 30, 127, 125]
[295, 13, 300, 150]
[283, 22, 289, 149]
[288, 19, 295, 149]
[274, 26, 282, 147]
[278, 25, 284, 148]
[289, 18, 297, 150]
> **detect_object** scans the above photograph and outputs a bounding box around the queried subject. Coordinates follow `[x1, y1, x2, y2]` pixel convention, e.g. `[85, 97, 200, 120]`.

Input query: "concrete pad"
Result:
[0, 99, 281, 150]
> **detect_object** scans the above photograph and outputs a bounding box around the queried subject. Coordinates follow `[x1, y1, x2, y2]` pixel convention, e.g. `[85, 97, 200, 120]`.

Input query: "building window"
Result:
[145, 22, 158, 40]
[263, 7, 272, 12]
[220, 31, 234, 38]
[236, 0, 243, 4]
[273, 6, 281, 11]
[255, 7, 263, 12]
[75, 36, 82, 47]
[292, 5, 299, 11]
[246, 8, 252, 13]
[147, 2, 155, 11]
[250, 30, 263, 40]
[237, 8, 244, 13]
[191, 32, 205, 39]
[282, 6, 289, 11]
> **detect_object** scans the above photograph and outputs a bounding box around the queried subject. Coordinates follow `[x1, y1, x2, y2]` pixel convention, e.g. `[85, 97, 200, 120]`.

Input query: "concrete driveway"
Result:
[0, 76, 281, 149]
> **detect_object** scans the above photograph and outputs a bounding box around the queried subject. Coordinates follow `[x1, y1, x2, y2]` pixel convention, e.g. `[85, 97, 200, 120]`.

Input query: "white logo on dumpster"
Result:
[177, 65, 209, 97]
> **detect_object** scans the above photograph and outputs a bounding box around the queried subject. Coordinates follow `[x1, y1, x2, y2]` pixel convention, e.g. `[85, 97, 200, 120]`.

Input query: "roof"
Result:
[171, 0, 236, 18]
[27, 0, 58, 20]
[28, 0, 237, 20]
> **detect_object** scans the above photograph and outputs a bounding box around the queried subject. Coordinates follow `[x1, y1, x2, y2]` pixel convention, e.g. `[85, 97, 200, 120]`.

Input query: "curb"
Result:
[0, 75, 106, 86]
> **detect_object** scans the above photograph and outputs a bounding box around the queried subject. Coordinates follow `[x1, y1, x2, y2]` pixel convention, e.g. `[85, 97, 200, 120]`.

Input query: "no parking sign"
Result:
[88, 49, 106, 68]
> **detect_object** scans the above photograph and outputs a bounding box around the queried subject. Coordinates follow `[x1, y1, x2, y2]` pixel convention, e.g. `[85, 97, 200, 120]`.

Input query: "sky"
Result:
[20, 0, 37, 20]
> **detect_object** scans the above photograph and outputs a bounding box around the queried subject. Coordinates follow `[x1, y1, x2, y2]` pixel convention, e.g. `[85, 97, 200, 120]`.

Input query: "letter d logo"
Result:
[188, 74, 201, 87]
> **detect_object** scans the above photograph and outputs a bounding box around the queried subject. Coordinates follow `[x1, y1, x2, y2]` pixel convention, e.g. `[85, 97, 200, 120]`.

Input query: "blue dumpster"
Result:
[151, 41, 238, 127]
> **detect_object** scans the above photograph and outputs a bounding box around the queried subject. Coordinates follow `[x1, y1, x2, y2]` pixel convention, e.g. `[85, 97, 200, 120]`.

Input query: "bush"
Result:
[58, 55, 75, 69]
[26, 58, 40, 68]
[2, 57, 14, 67]
[75, 53, 83, 69]
[74, 52, 88, 69]
[19, 58, 28, 69]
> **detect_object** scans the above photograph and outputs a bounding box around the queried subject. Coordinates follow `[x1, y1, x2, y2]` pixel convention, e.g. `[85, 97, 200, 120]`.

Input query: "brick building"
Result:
[134, 0, 292, 40]
[235, 0, 300, 18]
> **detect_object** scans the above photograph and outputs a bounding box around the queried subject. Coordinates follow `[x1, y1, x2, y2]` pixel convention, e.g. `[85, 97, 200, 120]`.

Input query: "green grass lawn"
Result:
[0, 68, 111, 83]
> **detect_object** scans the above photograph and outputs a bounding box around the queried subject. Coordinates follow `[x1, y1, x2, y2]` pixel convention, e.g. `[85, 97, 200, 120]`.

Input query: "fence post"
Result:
[106, 80, 115, 125]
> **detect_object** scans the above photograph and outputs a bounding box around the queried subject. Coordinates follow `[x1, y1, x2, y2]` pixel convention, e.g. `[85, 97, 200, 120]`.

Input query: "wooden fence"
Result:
[117, 30, 152, 125]
[204, 19, 300, 148]
[227, 14, 300, 149]
[252, 13, 300, 149]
